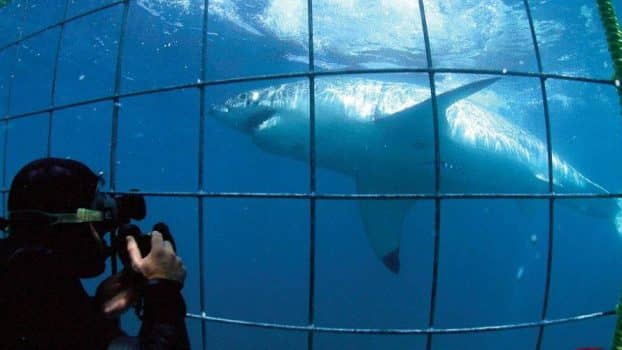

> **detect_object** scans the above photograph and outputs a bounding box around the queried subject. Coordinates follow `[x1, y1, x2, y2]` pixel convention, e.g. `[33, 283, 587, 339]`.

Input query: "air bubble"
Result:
[516, 266, 524, 280]
[530, 234, 537, 243]
[502, 68, 508, 74]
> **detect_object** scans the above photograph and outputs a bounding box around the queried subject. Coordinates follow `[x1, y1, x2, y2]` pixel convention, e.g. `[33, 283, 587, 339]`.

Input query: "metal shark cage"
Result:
[0, 0, 620, 349]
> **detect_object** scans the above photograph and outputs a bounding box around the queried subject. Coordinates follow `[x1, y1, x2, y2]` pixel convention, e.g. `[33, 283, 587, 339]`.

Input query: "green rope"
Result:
[613, 301, 622, 350]
[598, 2, 622, 347]
[597, 0, 622, 108]
[598, 1, 622, 348]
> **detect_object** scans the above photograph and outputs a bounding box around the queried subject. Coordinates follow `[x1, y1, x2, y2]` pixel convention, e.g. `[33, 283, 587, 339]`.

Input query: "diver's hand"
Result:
[95, 271, 139, 319]
[126, 231, 186, 283]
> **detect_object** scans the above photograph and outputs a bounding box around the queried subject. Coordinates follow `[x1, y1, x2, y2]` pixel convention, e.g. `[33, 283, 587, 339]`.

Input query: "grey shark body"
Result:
[209, 78, 619, 273]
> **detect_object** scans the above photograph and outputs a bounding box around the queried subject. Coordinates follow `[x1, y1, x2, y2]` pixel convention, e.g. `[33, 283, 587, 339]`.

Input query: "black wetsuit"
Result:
[0, 238, 190, 349]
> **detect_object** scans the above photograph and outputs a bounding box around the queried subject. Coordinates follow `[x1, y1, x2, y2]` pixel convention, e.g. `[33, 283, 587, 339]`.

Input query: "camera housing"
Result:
[114, 223, 176, 270]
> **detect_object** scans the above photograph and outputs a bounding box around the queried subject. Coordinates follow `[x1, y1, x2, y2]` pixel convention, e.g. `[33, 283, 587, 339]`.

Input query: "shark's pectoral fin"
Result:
[357, 176, 412, 273]
[358, 199, 411, 273]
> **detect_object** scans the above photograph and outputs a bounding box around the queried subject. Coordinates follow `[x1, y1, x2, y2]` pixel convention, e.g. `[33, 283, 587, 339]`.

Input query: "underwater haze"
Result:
[2, 0, 622, 349]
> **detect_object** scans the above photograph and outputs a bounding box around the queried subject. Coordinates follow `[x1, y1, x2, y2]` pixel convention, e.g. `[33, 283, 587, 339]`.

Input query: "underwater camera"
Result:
[110, 222, 178, 320]
[91, 191, 177, 270]
[92, 192, 177, 268]
[113, 222, 177, 269]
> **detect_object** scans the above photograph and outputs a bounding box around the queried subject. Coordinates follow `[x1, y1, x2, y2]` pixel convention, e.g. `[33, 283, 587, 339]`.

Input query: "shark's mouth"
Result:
[244, 110, 275, 132]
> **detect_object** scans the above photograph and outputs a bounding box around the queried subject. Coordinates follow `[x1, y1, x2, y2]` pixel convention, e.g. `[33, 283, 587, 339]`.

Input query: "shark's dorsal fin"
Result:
[376, 78, 500, 136]
[434, 77, 500, 112]
[356, 175, 413, 274]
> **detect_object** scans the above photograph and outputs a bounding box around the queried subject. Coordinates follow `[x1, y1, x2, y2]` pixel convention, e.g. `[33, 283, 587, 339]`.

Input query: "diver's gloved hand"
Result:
[152, 222, 176, 251]
[126, 225, 186, 284]
[97, 222, 184, 319]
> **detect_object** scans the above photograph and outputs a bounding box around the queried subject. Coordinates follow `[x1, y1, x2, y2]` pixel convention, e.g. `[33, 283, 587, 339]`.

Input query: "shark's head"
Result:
[209, 88, 277, 133]
[209, 84, 310, 160]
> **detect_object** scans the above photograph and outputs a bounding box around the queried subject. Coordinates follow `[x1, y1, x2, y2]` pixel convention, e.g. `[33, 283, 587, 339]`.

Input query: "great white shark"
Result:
[209, 77, 622, 273]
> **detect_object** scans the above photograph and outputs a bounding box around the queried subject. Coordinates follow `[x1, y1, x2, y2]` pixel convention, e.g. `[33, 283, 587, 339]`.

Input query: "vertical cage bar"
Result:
[417, 0, 442, 349]
[2, 0, 31, 237]
[2, 42, 15, 232]
[46, 0, 69, 157]
[199, 0, 209, 348]
[523, 1, 556, 349]
[109, 0, 130, 274]
[306, 0, 316, 349]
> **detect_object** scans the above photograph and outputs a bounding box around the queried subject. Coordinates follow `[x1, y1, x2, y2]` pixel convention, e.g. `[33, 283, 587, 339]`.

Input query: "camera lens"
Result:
[115, 194, 146, 223]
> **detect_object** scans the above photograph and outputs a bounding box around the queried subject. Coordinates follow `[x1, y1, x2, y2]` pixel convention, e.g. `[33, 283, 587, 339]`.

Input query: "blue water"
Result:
[2, 0, 622, 349]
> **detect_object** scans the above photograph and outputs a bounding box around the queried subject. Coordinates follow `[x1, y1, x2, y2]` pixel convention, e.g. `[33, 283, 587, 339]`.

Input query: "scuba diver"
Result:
[0, 158, 190, 349]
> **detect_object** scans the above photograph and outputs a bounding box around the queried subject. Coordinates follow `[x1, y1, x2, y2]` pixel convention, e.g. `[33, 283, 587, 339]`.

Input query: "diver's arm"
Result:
[137, 279, 190, 349]
[98, 273, 189, 350]
[95, 271, 186, 350]
[124, 231, 189, 349]
[104, 279, 189, 350]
